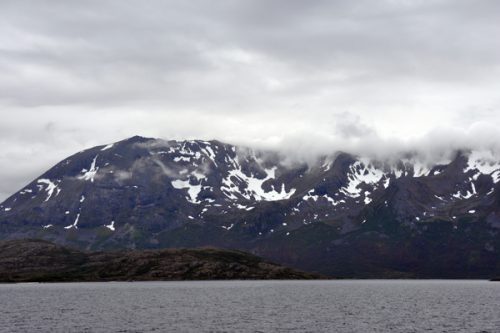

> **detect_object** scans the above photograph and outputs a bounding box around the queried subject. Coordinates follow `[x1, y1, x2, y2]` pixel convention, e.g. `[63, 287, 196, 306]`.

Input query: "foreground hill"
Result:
[0, 239, 322, 282]
[1, 136, 500, 278]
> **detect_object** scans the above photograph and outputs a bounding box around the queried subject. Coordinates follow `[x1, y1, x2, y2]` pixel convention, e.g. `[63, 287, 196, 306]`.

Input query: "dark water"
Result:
[0, 280, 499, 332]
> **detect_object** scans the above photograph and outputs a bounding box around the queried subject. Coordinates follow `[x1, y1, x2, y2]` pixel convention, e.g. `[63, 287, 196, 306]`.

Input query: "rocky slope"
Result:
[0, 239, 322, 282]
[1, 136, 500, 278]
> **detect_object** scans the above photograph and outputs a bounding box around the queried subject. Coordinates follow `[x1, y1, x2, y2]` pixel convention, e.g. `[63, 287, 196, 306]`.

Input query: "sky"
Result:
[1, 0, 500, 200]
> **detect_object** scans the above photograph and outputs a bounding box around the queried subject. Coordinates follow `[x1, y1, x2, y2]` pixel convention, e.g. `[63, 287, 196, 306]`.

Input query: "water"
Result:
[0, 280, 499, 332]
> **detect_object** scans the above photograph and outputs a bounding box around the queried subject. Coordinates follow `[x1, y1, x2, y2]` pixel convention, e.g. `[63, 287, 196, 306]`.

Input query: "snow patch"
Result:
[222, 166, 295, 201]
[174, 156, 191, 162]
[221, 223, 234, 231]
[465, 151, 500, 182]
[37, 179, 60, 202]
[303, 189, 342, 206]
[452, 182, 477, 200]
[79, 155, 99, 182]
[64, 213, 80, 230]
[493, 171, 500, 184]
[322, 159, 333, 172]
[340, 159, 384, 198]
[171, 179, 202, 204]
[101, 143, 114, 151]
[192, 170, 206, 181]
[202, 146, 218, 166]
[412, 161, 431, 177]
[105, 221, 115, 231]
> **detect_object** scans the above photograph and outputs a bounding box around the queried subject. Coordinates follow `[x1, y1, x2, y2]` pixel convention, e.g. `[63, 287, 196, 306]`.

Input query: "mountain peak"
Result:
[1, 138, 500, 277]
[124, 135, 155, 143]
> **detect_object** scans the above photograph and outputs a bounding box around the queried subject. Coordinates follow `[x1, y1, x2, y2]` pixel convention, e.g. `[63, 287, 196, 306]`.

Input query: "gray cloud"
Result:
[1, 0, 500, 200]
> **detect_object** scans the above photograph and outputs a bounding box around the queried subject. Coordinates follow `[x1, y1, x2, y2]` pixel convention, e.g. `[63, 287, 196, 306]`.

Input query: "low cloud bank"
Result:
[2, 110, 500, 202]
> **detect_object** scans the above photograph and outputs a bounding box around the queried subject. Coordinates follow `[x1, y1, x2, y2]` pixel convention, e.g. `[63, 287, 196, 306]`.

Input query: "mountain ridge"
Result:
[1, 136, 500, 278]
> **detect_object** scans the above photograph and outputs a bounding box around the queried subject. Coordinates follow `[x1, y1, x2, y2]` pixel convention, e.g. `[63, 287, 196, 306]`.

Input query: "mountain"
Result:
[0, 239, 322, 282]
[1, 136, 500, 278]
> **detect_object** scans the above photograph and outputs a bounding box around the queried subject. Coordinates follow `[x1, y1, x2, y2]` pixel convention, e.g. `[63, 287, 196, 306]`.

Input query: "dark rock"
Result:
[0, 239, 324, 282]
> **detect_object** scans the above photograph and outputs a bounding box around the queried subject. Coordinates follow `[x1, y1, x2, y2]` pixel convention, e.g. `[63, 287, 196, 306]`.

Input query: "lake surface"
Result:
[0, 280, 499, 332]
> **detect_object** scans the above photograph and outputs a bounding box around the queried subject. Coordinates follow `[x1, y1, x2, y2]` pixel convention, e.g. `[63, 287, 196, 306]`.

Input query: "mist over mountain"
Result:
[2, 136, 500, 278]
[3, 119, 500, 203]
[1, 0, 500, 203]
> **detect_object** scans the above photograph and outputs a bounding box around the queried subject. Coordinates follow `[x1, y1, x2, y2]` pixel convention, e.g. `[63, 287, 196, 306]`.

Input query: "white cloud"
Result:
[1, 0, 500, 200]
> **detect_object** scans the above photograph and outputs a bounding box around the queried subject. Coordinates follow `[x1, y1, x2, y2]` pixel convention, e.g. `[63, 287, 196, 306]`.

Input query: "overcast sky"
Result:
[1, 0, 500, 200]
